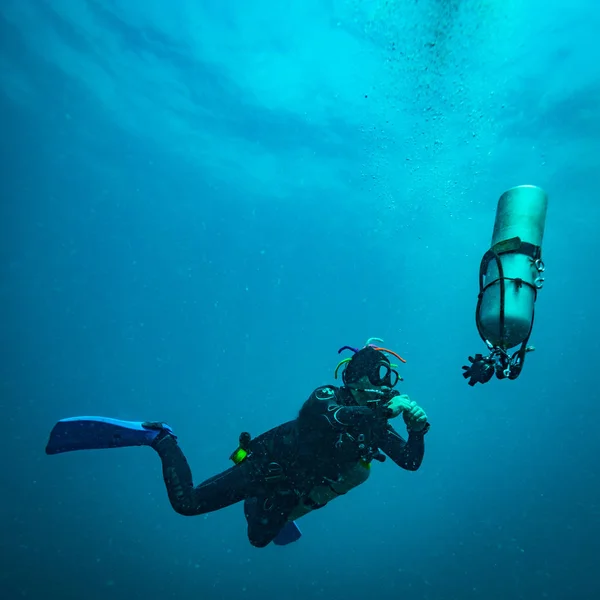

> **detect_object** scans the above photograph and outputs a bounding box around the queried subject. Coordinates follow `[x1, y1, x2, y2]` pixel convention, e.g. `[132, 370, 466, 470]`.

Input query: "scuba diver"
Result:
[46, 338, 429, 548]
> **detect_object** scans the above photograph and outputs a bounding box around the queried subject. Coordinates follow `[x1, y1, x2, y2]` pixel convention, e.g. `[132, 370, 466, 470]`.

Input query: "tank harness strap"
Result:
[475, 238, 542, 380]
[476, 238, 541, 346]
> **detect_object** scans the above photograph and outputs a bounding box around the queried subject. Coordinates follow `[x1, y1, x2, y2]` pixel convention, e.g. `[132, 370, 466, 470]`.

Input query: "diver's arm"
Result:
[298, 386, 382, 430]
[379, 425, 427, 471]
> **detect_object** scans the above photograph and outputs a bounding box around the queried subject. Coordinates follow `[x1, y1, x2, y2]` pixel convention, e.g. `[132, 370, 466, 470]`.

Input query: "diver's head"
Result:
[335, 340, 404, 406]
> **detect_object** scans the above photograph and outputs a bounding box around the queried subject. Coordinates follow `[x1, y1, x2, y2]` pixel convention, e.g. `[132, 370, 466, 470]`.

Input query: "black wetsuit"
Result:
[153, 385, 427, 547]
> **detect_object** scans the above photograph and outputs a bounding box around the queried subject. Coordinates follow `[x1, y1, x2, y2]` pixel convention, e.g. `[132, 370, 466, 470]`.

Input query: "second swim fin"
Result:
[273, 521, 302, 546]
[45, 417, 172, 455]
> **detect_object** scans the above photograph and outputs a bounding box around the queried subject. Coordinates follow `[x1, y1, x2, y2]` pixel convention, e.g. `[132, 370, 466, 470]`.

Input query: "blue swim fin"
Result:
[45, 417, 172, 455]
[273, 521, 302, 546]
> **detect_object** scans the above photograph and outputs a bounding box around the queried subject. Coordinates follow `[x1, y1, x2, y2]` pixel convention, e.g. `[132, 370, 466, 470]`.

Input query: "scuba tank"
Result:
[463, 185, 548, 385]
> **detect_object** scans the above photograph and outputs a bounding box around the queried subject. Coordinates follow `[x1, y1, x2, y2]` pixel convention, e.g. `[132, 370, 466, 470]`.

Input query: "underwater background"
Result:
[2, 1, 599, 599]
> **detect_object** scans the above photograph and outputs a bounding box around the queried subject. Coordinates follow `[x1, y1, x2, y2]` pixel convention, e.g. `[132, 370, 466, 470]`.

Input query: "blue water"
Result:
[2, 1, 599, 599]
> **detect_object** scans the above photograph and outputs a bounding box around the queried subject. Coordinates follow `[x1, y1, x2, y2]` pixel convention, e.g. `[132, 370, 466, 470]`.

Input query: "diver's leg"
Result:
[244, 492, 298, 548]
[151, 430, 253, 516]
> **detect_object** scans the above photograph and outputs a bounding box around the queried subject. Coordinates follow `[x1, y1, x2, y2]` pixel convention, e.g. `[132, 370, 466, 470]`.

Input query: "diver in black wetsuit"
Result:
[145, 340, 429, 548]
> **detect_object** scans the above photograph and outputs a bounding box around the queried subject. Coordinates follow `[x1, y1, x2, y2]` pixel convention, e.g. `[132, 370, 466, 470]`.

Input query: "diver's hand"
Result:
[376, 393, 404, 419]
[382, 394, 418, 419]
[402, 399, 428, 432]
[383, 394, 428, 431]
